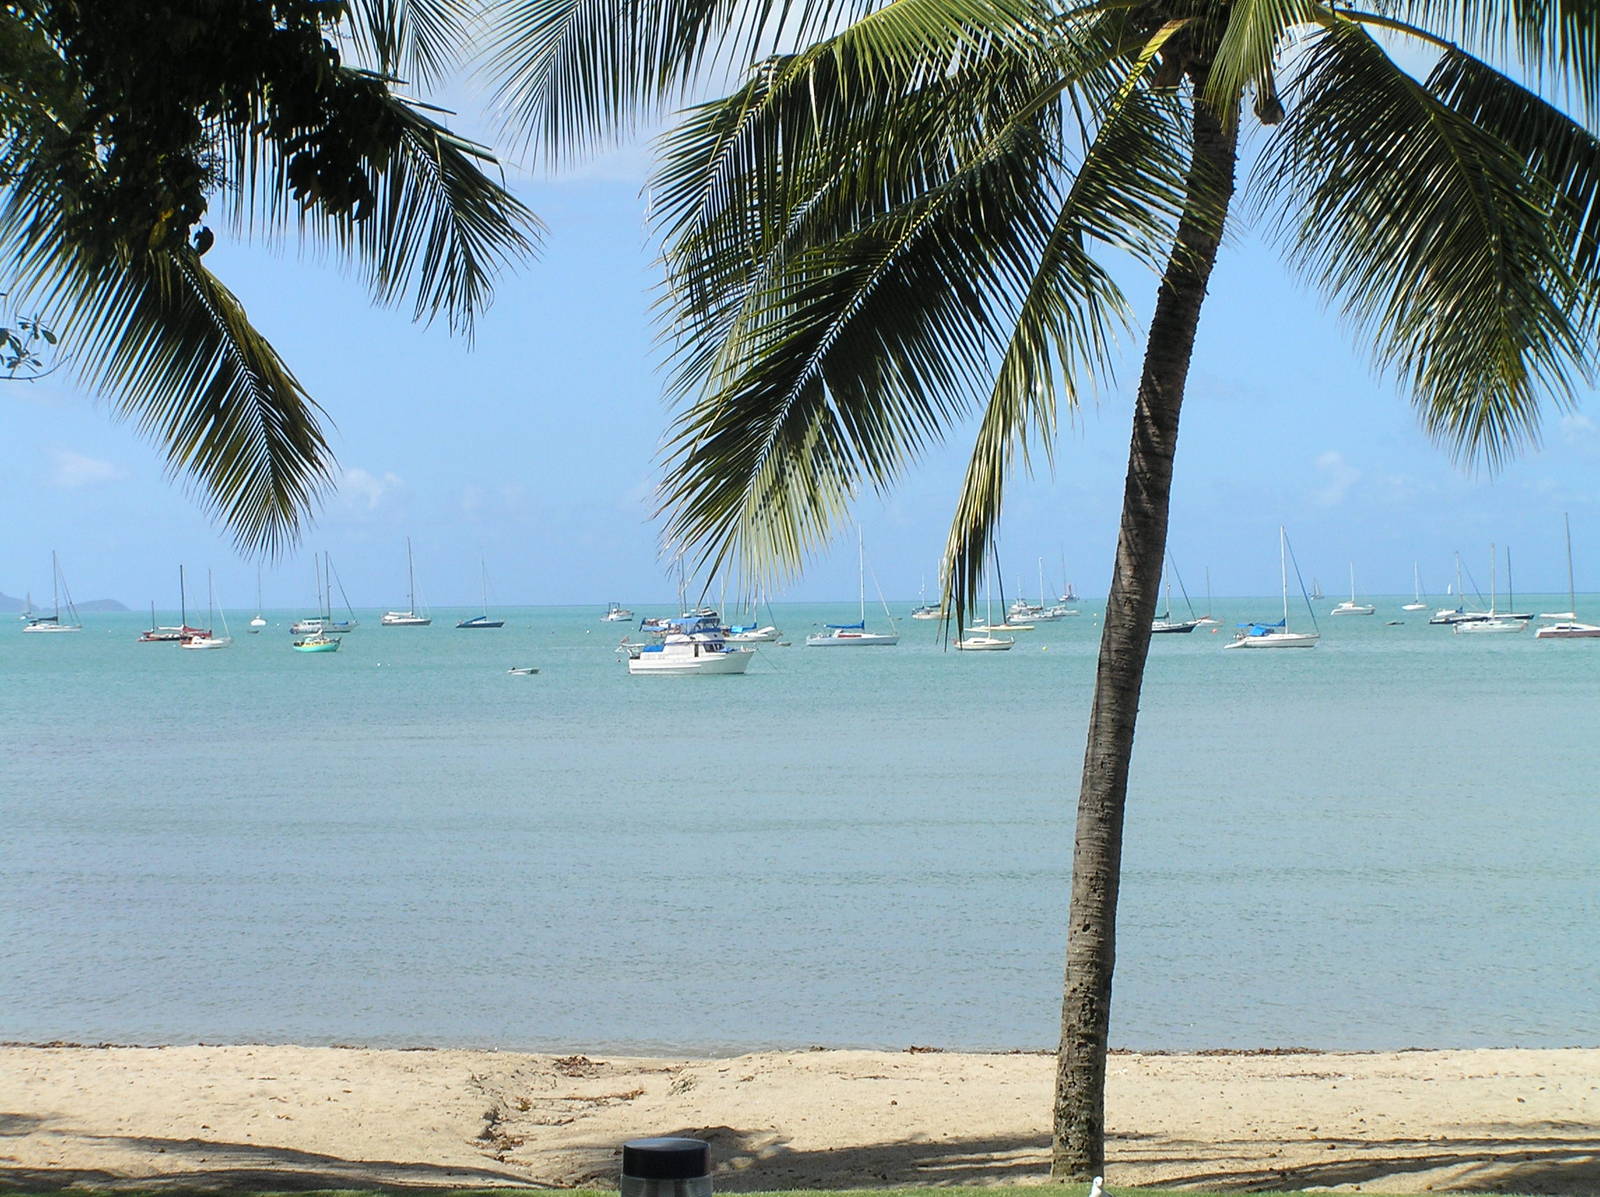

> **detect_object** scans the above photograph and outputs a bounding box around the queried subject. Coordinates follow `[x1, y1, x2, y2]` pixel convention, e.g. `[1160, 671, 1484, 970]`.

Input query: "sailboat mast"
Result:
[406, 537, 417, 610]
[1506, 545, 1515, 613]
[179, 563, 187, 626]
[1565, 512, 1577, 614]
[1489, 543, 1498, 613]
[1279, 526, 1290, 627]
[857, 526, 866, 622]
[1349, 562, 1356, 604]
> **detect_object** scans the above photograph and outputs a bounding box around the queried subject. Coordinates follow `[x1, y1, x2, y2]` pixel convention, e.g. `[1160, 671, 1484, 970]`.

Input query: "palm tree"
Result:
[1, 0, 541, 551]
[492, 0, 1600, 1177]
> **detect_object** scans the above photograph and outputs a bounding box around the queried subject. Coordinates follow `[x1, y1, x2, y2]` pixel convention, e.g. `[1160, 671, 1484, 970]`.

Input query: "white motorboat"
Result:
[623, 630, 753, 674]
[806, 527, 899, 647]
[22, 551, 83, 633]
[602, 602, 635, 621]
[1227, 527, 1321, 649]
[1330, 563, 1375, 615]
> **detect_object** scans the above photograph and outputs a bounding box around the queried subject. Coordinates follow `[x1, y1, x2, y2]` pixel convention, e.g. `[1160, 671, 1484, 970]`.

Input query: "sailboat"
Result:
[1330, 563, 1375, 615]
[1430, 552, 1486, 624]
[457, 560, 505, 628]
[806, 527, 899, 646]
[22, 551, 83, 633]
[1453, 544, 1526, 634]
[1401, 563, 1428, 611]
[382, 538, 431, 626]
[249, 565, 267, 631]
[1536, 513, 1600, 639]
[1151, 555, 1201, 632]
[955, 558, 1014, 650]
[1309, 577, 1325, 601]
[293, 553, 342, 651]
[140, 566, 192, 642]
[1195, 566, 1220, 625]
[1226, 527, 1320, 648]
[909, 575, 944, 620]
[139, 600, 185, 642]
[181, 571, 233, 649]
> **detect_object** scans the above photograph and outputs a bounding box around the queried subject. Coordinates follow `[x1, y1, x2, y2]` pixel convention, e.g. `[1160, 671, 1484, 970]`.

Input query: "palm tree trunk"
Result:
[1051, 87, 1239, 1180]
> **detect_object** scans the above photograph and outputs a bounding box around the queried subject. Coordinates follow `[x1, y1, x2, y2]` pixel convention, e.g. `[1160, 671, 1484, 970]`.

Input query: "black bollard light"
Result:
[620, 1136, 712, 1197]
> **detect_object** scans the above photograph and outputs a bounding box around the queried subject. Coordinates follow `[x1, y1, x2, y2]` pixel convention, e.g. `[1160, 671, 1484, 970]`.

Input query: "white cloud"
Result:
[1311, 450, 1360, 507]
[49, 449, 127, 489]
[1559, 412, 1598, 449]
[340, 466, 403, 510]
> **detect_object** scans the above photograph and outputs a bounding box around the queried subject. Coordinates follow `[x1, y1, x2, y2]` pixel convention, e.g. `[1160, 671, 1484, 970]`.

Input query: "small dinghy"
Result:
[506, 666, 539, 675]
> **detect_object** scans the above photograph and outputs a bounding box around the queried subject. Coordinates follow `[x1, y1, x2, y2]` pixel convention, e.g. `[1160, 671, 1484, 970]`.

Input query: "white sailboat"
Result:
[1401, 563, 1428, 611]
[22, 551, 83, 633]
[1195, 567, 1220, 625]
[381, 537, 431, 626]
[181, 572, 233, 649]
[1226, 527, 1320, 648]
[1536, 514, 1600, 639]
[955, 564, 1014, 650]
[292, 553, 343, 650]
[1453, 544, 1526, 634]
[806, 527, 899, 646]
[249, 565, 267, 631]
[1330, 563, 1375, 615]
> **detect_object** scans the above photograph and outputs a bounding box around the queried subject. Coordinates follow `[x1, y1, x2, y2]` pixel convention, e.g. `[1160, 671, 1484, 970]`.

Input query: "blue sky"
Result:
[3, 95, 1598, 611]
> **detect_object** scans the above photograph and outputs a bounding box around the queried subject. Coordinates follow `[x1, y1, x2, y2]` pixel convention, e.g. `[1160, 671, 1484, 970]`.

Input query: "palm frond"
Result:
[1206, 0, 1322, 120]
[1260, 20, 1590, 467]
[343, 0, 476, 84]
[28, 243, 333, 555]
[1368, 0, 1600, 120]
[219, 72, 543, 337]
[942, 45, 1193, 626]
[1428, 45, 1600, 327]
[484, 0, 1050, 163]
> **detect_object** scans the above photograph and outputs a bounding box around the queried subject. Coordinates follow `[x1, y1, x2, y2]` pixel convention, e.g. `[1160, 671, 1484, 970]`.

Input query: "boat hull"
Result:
[1534, 621, 1600, 639]
[292, 637, 340, 652]
[1453, 618, 1526, 634]
[805, 631, 899, 646]
[381, 613, 432, 626]
[181, 636, 234, 649]
[627, 648, 753, 674]
[955, 635, 1014, 651]
[1225, 632, 1320, 648]
[456, 617, 505, 629]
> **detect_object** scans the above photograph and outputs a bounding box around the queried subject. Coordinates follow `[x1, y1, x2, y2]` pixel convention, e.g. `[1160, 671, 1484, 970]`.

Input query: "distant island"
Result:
[0, 590, 128, 613]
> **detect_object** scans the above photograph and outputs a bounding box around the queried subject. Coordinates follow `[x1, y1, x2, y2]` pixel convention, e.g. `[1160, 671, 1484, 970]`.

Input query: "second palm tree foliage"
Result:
[493, 0, 1600, 1177]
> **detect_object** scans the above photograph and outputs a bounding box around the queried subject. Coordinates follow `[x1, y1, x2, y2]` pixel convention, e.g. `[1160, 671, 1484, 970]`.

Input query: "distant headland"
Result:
[0, 590, 128, 613]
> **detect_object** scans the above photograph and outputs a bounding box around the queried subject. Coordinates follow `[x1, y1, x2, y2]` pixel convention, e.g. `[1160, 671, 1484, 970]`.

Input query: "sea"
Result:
[3, 599, 1596, 1055]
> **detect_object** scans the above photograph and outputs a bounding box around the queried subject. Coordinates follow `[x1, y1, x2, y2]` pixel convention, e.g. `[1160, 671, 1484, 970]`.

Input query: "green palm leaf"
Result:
[485, 0, 1050, 162]
[46, 246, 332, 555]
[1261, 20, 1590, 466]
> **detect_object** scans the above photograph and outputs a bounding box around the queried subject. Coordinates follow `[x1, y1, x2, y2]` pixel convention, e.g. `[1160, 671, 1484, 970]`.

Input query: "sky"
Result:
[3, 62, 1599, 612]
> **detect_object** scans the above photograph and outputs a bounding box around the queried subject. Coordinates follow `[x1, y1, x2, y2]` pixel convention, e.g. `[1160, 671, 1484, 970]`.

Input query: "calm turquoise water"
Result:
[3, 601, 1596, 1053]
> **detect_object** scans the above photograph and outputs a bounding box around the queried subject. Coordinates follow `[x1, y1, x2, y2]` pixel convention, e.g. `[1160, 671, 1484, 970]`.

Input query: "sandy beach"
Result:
[2, 1044, 1596, 1192]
